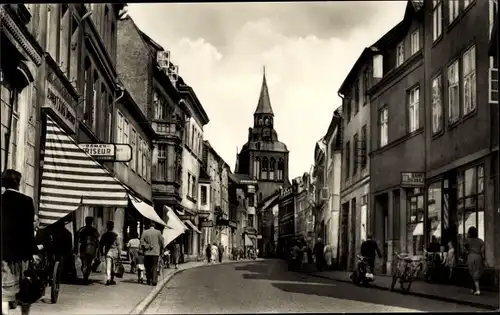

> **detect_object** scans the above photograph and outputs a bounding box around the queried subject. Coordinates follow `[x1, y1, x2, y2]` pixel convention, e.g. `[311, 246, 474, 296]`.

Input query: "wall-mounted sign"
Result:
[43, 81, 77, 132]
[201, 220, 214, 228]
[401, 172, 425, 187]
[79, 143, 132, 162]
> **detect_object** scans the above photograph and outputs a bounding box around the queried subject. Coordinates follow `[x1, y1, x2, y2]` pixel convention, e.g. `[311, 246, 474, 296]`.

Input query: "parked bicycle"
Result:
[390, 251, 424, 293]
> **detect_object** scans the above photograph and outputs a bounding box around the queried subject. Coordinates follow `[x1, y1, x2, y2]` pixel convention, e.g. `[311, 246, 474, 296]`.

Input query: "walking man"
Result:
[99, 221, 120, 286]
[218, 243, 224, 263]
[360, 234, 382, 275]
[76, 216, 100, 284]
[141, 221, 164, 286]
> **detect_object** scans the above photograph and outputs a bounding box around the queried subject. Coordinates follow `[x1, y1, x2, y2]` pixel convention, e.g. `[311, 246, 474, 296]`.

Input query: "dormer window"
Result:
[396, 41, 405, 67]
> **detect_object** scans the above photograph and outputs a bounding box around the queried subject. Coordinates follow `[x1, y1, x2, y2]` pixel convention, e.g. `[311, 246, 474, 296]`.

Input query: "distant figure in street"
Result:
[360, 235, 382, 274]
[464, 226, 485, 296]
[100, 221, 120, 286]
[218, 243, 224, 263]
[211, 243, 218, 263]
[205, 243, 212, 263]
[127, 232, 141, 273]
[324, 244, 333, 270]
[428, 236, 441, 253]
[52, 220, 76, 282]
[172, 243, 181, 269]
[77, 216, 100, 284]
[313, 238, 325, 272]
[444, 241, 456, 280]
[140, 221, 165, 285]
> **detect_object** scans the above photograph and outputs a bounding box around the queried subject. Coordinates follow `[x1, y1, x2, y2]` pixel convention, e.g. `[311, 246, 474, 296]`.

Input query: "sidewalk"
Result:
[303, 267, 499, 310]
[27, 258, 259, 315]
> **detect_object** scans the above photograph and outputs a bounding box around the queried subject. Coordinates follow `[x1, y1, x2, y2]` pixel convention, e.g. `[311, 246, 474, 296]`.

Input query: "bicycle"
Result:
[390, 251, 424, 294]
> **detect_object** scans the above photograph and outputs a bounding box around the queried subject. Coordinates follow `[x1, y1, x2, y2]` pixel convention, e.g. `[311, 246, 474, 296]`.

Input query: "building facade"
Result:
[312, 139, 327, 246]
[338, 43, 373, 271]
[323, 110, 343, 266]
[368, 1, 425, 275]
[277, 184, 296, 258]
[235, 70, 290, 201]
[294, 173, 315, 249]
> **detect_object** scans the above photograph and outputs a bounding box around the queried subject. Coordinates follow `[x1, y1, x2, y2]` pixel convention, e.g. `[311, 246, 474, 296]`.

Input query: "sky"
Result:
[128, 1, 408, 180]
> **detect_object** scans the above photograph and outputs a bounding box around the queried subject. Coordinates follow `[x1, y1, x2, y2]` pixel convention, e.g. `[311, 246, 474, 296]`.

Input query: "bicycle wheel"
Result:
[390, 269, 399, 291]
[51, 261, 61, 304]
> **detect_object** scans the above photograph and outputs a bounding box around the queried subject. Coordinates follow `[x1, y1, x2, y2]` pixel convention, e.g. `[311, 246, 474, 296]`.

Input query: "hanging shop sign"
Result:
[401, 172, 425, 187]
[201, 220, 214, 228]
[44, 81, 77, 133]
[79, 143, 132, 162]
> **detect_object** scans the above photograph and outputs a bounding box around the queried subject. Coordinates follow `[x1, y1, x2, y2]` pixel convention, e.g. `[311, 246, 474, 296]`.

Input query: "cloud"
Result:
[128, 2, 406, 179]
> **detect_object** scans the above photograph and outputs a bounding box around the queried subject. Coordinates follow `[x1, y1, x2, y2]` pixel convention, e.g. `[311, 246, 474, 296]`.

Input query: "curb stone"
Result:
[129, 259, 263, 314]
[305, 272, 499, 311]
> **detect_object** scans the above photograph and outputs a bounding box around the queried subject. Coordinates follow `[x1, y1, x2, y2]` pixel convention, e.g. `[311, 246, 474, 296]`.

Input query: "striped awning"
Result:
[39, 117, 128, 227]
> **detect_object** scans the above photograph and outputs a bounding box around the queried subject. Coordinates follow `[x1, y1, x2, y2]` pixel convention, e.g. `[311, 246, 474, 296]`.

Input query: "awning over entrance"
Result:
[183, 220, 202, 234]
[163, 205, 189, 246]
[39, 117, 128, 227]
[129, 197, 167, 227]
[244, 234, 256, 246]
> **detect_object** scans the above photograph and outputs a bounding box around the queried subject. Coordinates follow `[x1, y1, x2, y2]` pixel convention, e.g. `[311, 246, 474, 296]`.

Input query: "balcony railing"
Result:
[153, 121, 182, 139]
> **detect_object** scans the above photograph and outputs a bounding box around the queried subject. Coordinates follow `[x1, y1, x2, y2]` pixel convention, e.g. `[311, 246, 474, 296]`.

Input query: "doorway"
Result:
[339, 202, 350, 270]
[374, 194, 389, 274]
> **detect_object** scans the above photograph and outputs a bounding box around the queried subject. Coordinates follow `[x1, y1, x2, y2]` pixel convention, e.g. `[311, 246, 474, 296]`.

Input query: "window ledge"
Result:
[432, 35, 443, 48]
[187, 195, 197, 203]
[447, 17, 461, 34]
[447, 119, 461, 131]
[431, 129, 444, 140]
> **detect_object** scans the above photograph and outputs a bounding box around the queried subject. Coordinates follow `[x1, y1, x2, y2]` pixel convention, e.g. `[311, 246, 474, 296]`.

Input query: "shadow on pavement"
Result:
[235, 260, 318, 282]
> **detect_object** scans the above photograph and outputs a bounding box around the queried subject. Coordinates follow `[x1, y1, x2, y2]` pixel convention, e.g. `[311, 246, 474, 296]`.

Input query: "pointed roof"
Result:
[254, 66, 274, 116]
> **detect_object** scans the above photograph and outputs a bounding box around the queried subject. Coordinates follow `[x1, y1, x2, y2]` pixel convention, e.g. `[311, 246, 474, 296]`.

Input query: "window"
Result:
[191, 125, 195, 148]
[248, 214, 254, 228]
[116, 112, 123, 143]
[261, 157, 269, 180]
[201, 185, 208, 205]
[408, 86, 420, 133]
[449, 0, 459, 23]
[100, 84, 107, 139]
[345, 141, 350, 179]
[464, 0, 471, 9]
[269, 158, 276, 180]
[456, 165, 484, 261]
[187, 174, 191, 197]
[123, 119, 129, 164]
[248, 194, 255, 207]
[191, 175, 197, 199]
[353, 80, 360, 114]
[411, 30, 419, 55]
[379, 107, 388, 147]
[362, 69, 369, 105]
[83, 58, 91, 116]
[353, 134, 359, 175]
[59, 4, 70, 73]
[407, 191, 425, 256]
[157, 145, 167, 181]
[432, 75, 443, 134]
[448, 60, 460, 123]
[427, 182, 442, 246]
[1, 80, 20, 171]
[361, 125, 367, 168]
[345, 98, 351, 122]
[396, 41, 405, 67]
[433, 0, 443, 41]
[142, 141, 148, 178]
[91, 72, 99, 131]
[253, 157, 261, 179]
[463, 46, 476, 114]
[277, 159, 284, 181]
[153, 91, 165, 120]
[130, 129, 137, 171]
[137, 136, 143, 174]
[373, 55, 383, 78]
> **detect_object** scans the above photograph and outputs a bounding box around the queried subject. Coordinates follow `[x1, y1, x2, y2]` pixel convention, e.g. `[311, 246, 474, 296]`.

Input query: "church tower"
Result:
[236, 67, 290, 202]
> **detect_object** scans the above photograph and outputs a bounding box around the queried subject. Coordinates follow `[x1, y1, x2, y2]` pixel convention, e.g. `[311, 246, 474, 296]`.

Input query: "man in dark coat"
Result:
[360, 234, 382, 274]
[218, 243, 224, 263]
[76, 216, 100, 284]
[313, 237, 325, 272]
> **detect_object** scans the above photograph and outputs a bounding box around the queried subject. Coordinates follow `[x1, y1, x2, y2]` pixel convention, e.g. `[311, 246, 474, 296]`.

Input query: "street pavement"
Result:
[144, 259, 485, 314]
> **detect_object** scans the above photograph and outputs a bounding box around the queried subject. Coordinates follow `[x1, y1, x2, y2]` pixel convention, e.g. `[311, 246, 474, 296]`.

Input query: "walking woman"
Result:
[464, 226, 485, 295]
[324, 244, 333, 270]
[205, 243, 212, 264]
[1, 169, 40, 315]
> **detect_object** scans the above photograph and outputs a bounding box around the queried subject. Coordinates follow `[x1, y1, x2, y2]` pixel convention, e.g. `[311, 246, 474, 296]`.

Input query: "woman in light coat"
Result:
[211, 243, 218, 263]
[324, 244, 333, 270]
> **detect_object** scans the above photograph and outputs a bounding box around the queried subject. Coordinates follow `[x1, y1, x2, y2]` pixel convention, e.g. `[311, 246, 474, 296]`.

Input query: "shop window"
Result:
[456, 165, 485, 262]
[427, 182, 442, 246]
[407, 190, 424, 256]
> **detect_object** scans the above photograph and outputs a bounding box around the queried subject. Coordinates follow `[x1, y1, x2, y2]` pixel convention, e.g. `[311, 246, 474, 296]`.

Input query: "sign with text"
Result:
[200, 220, 214, 228]
[43, 81, 77, 132]
[401, 172, 425, 187]
[79, 143, 132, 162]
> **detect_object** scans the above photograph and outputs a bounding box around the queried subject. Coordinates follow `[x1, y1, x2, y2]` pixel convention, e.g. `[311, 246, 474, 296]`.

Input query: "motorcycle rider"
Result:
[360, 235, 382, 275]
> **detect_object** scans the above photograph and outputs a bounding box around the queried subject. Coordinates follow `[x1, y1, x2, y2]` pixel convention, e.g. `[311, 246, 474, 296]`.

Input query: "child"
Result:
[439, 246, 448, 264]
[444, 241, 456, 280]
[137, 249, 146, 284]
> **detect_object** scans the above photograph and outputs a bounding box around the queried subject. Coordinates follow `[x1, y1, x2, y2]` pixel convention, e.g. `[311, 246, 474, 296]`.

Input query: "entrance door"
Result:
[339, 202, 350, 270]
[383, 212, 388, 274]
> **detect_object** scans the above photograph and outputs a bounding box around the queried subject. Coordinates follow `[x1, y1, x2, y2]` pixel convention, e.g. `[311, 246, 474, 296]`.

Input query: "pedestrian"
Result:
[444, 241, 456, 280]
[172, 242, 181, 269]
[76, 216, 100, 284]
[324, 244, 333, 270]
[211, 243, 218, 263]
[140, 221, 165, 285]
[360, 235, 382, 275]
[218, 243, 224, 263]
[99, 221, 120, 286]
[464, 226, 485, 295]
[1, 170, 41, 315]
[127, 232, 141, 273]
[205, 243, 212, 264]
[52, 220, 76, 283]
[313, 237, 325, 272]
[136, 248, 146, 284]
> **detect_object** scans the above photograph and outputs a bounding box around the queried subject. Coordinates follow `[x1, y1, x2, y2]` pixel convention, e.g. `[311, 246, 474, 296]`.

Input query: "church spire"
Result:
[254, 66, 274, 116]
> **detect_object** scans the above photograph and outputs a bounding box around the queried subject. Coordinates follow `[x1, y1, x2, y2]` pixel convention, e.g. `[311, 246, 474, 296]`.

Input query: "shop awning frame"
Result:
[184, 220, 202, 234]
[163, 205, 189, 246]
[129, 197, 168, 227]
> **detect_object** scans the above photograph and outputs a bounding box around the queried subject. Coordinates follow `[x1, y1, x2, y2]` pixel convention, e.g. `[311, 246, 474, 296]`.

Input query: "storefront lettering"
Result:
[44, 82, 77, 131]
[401, 172, 425, 187]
